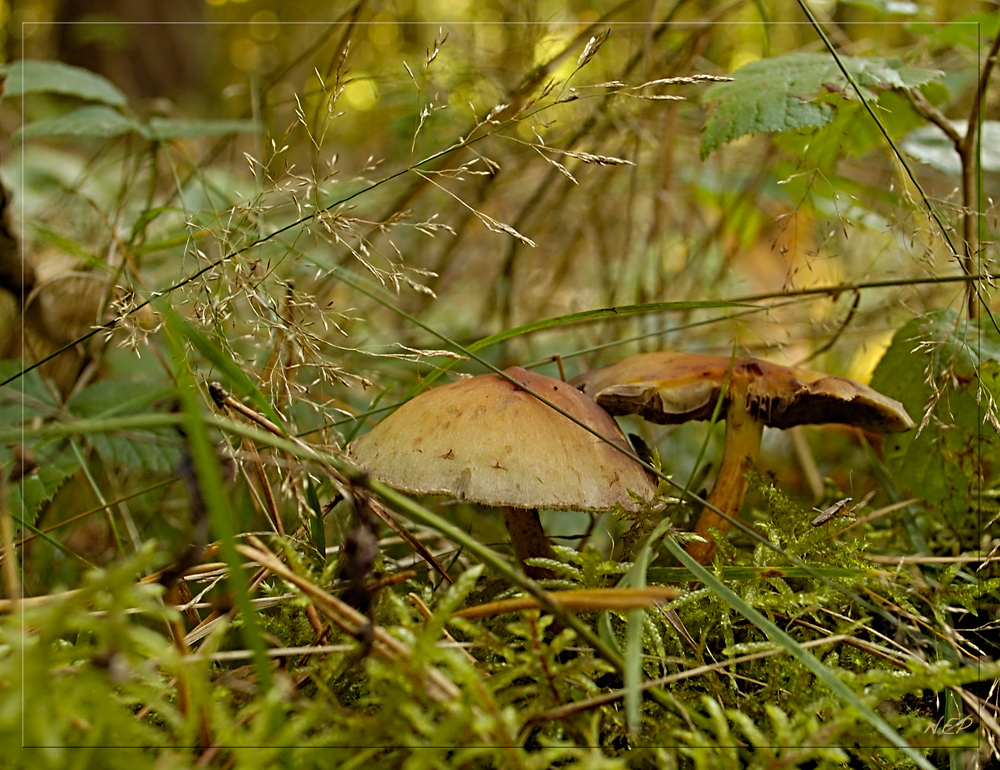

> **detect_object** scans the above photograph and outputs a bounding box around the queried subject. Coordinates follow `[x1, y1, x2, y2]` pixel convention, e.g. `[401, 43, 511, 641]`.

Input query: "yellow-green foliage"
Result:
[1, 6, 997, 768]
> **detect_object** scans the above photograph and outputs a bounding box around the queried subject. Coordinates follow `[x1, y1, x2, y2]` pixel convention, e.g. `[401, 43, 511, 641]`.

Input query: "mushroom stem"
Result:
[686, 387, 764, 565]
[501, 507, 557, 579]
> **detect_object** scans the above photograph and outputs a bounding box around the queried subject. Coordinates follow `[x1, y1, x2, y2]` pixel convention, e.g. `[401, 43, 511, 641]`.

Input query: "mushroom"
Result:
[348, 366, 657, 578]
[571, 352, 914, 564]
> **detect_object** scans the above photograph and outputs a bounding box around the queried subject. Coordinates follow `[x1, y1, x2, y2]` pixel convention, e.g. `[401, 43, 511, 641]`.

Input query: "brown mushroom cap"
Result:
[571, 352, 913, 433]
[348, 366, 656, 512]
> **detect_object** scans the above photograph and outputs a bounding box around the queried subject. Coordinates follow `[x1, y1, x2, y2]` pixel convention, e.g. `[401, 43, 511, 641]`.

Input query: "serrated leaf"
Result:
[66, 379, 158, 417]
[1, 363, 75, 528]
[9, 444, 81, 530]
[67, 381, 183, 474]
[85, 430, 182, 475]
[870, 309, 1000, 527]
[700, 53, 944, 158]
[15, 105, 138, 143]
[0, 362, 59, 427]
[1, 60, 128, 106]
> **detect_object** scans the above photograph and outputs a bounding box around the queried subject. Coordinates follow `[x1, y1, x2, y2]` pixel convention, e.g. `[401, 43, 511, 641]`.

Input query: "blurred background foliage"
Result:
[0, 0, 997, 765]
[0, 0, 996, 636]
[2, 0, 994, 544]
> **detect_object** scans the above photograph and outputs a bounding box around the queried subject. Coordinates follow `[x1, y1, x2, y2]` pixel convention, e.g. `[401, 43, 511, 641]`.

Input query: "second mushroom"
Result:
[572, 352, 914, 564]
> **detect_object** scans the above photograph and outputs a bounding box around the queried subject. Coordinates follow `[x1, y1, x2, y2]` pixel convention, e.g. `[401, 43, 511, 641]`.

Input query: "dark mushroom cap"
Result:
[348, 366, 656, 512]
[571, 352, 914, 433]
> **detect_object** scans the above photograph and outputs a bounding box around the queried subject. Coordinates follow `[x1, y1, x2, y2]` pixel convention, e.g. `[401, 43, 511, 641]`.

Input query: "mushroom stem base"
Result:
[502, 507, 556, 579]
[686, 397, 764, 565]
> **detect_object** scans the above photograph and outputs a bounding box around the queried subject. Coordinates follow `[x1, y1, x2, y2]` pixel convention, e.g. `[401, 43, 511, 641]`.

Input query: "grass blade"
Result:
[664, 537, 935, 770]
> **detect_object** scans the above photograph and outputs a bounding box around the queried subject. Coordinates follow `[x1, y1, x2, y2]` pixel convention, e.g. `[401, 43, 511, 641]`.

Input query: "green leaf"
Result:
[143, 118, 258, 140]
[0, 60, 128, 106]
[128, 206, 179, 243]
[65, 382, 182, 474]
[13, 107, 257, 145]
[86, 430, 181, 475]
[870, 309, 1000, 528]
[9, 444, 81, 530]
[700, 53, 944, 158]
[0, 362, 59, 426]
[31, 223, 103, 264]
[306, 476, 326, 555]
[15, 105, 139, 143]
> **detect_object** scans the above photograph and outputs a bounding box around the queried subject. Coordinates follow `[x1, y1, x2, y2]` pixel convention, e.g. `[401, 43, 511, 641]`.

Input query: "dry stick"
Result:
[958, 24, 1000, 319]
[206, 385, 283, 533]
[290, 602, 332, 673]
[857, 585, 982, 663]
[165, 575, 203, 627]
[537, 625, 932, 733]
[183, 562, 271, 648]
[236, 536, 462, 704]
[246, 442, 285, 537]
[0, 554, 231, 615]
[953, 685, 1000, 750]
[303, 602, 326, 639]
[452, 586, 680, 620]
[787, 611, 1000, 746]
[160, 592, 214, 750]
[367, 497, 454, 585]
[907, 64, 997, 321]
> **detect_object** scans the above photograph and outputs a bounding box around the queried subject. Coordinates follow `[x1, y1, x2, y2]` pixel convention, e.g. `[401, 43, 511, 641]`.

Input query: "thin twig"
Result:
[237, 535, 463, 704]
[958, 23, 1000, 318]
[527, 634, 857, 724]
